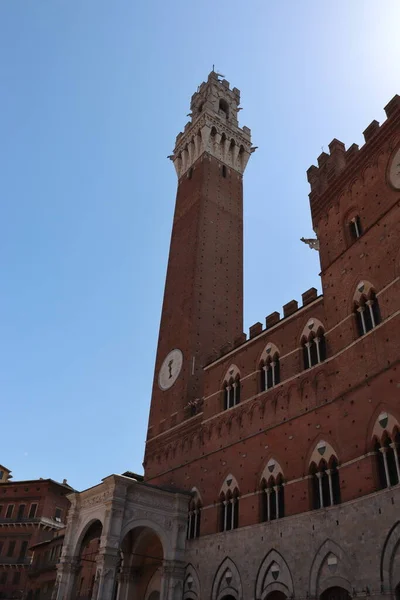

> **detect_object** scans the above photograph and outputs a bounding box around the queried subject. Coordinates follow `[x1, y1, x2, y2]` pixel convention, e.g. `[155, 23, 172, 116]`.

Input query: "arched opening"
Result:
[219, 99, 229, 119]
[118, 526, 164, 600]
[74, 520, 103, 600]
[302, 327, 327, 369]
[223, 375, 240, 410]
[266, 592, 287, 600]
[187, 492, 202, 540]
[310, 455, 341, 509]
[354, 289, 381, 336]
[320, 586, 351, 600]
[260, 350, 281, 392]
[349, 215, 362, 241]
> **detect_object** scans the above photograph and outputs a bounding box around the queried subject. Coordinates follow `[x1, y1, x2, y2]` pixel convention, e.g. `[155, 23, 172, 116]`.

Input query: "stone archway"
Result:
[118, 525, 164, 600]
[265, 592, 287, 600]
[320, 587, 351, 600]
[74, 520, 103, 600]
[211, 557, 242, 600]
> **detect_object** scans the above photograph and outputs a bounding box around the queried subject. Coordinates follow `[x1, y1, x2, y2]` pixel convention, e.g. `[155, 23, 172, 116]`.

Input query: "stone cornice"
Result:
[170, 110, 253, 178]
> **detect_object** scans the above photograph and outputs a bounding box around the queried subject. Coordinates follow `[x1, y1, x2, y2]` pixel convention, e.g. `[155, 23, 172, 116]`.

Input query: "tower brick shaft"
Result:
[146, 72, 253, 442]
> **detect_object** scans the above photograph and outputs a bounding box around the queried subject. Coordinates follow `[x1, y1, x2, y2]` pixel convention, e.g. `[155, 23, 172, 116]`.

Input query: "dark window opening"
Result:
[349, 215, 362, 240]
[17, 505, 25, 520]
[222, 165, 227, 178]
[219, 99, 229, 119]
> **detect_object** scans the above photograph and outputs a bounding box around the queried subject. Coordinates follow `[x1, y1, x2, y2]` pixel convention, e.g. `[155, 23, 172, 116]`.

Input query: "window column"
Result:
[316, 471, 324, 508]
[273, 486, 279, 519]
[232, 382, 237, 406]
[223, 500, 228, 531]
[357, 306, 367, 335]
[226, 385, 231, 409]
[366, 299, 376, 328]
[379, 447, 390, 487]
[326, 469, 334, 506]
[263, 365, 268, 390]
[187, 511, 193, 539]
[266, 487, 271, 521]
[390, 442, 400, 483]
[231, 497, 236, 530]
[315, 337, 321, 364]
[271, 362, 276, 387]
[305, 342, 312, 368]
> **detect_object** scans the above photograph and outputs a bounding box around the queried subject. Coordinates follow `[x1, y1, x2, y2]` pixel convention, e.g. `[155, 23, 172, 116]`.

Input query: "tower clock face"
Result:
[158, 349, 183, 391]
[389, 147, 400, 189]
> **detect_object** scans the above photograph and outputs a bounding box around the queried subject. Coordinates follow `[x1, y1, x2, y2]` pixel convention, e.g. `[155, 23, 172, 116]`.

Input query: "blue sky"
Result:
[1, 1, 399, 491]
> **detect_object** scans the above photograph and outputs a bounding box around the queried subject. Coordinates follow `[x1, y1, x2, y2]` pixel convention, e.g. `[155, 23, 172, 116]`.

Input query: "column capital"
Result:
[316, 471, 324, 479]
[162, 559, 186, 579]
[379, 446, 388, 454]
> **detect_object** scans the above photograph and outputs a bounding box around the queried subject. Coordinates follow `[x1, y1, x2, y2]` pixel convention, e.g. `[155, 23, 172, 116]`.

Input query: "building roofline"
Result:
[0, 478, 76, 491]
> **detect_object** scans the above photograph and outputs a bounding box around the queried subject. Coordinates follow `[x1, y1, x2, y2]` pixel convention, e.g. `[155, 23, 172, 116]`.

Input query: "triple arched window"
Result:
[310, 459, 340, 509]
[259, 345, 280, 392]
[219, 475, 239, 532]
[259, 459, 285, 522]
[301, 320, 327, 370]
[353, 282, 381, 336]
[374, 432, 400, 489]
[223, 366, 241, 410]
[187, 491, 202, 540]
[309, 441, 340, 509]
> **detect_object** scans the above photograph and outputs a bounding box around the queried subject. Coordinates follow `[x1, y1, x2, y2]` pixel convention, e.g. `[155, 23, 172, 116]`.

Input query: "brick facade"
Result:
[0, 478, 71, 600]
[142, 74, 400, 599]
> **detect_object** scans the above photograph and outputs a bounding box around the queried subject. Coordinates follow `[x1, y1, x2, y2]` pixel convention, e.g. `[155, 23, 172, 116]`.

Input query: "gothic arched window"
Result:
[310, 455, 340, 509]
[302, 327, 326, 369]
[187, 491, 202, 540]
[219, 489, 239, 532]
[223, 367, 241, 410]
[219, 475, 240, 532]
[373, 431, 400, 489]
[354, 290, 381, 336]
[219, 99, 229, 119]
[260, 474, 285, 522]
[260, 353, 280, 392]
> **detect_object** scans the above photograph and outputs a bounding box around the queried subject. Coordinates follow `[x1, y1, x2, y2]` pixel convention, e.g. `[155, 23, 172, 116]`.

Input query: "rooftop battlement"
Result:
[307, 94, 400, 225]
[205, 287, 321, 366]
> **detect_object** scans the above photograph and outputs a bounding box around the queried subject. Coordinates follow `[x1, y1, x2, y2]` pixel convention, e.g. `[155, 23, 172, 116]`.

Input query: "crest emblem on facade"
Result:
[317, 441, 327, 455]
[271, 563, 280, 580]
[378, 412, 388, 429]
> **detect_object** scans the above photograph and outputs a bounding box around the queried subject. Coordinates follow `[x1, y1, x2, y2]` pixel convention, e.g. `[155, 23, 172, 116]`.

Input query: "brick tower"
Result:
[145, 71, 254, 445]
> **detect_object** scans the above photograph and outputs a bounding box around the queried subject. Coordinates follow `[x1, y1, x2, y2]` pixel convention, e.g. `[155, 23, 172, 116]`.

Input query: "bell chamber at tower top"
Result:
[168, 71, 255, 178]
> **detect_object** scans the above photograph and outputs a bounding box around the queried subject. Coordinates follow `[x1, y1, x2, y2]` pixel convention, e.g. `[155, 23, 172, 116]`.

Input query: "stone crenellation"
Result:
[206, 287, 320, 364]
[307, 94, 400, 226]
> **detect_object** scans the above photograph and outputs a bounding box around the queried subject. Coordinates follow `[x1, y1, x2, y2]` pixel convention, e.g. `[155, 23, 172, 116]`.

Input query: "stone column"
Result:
[116, 567, 142, 600]
[160, 560, 186, 600]
[55, 557, 80, 600]
[95, 552, 120, 600]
